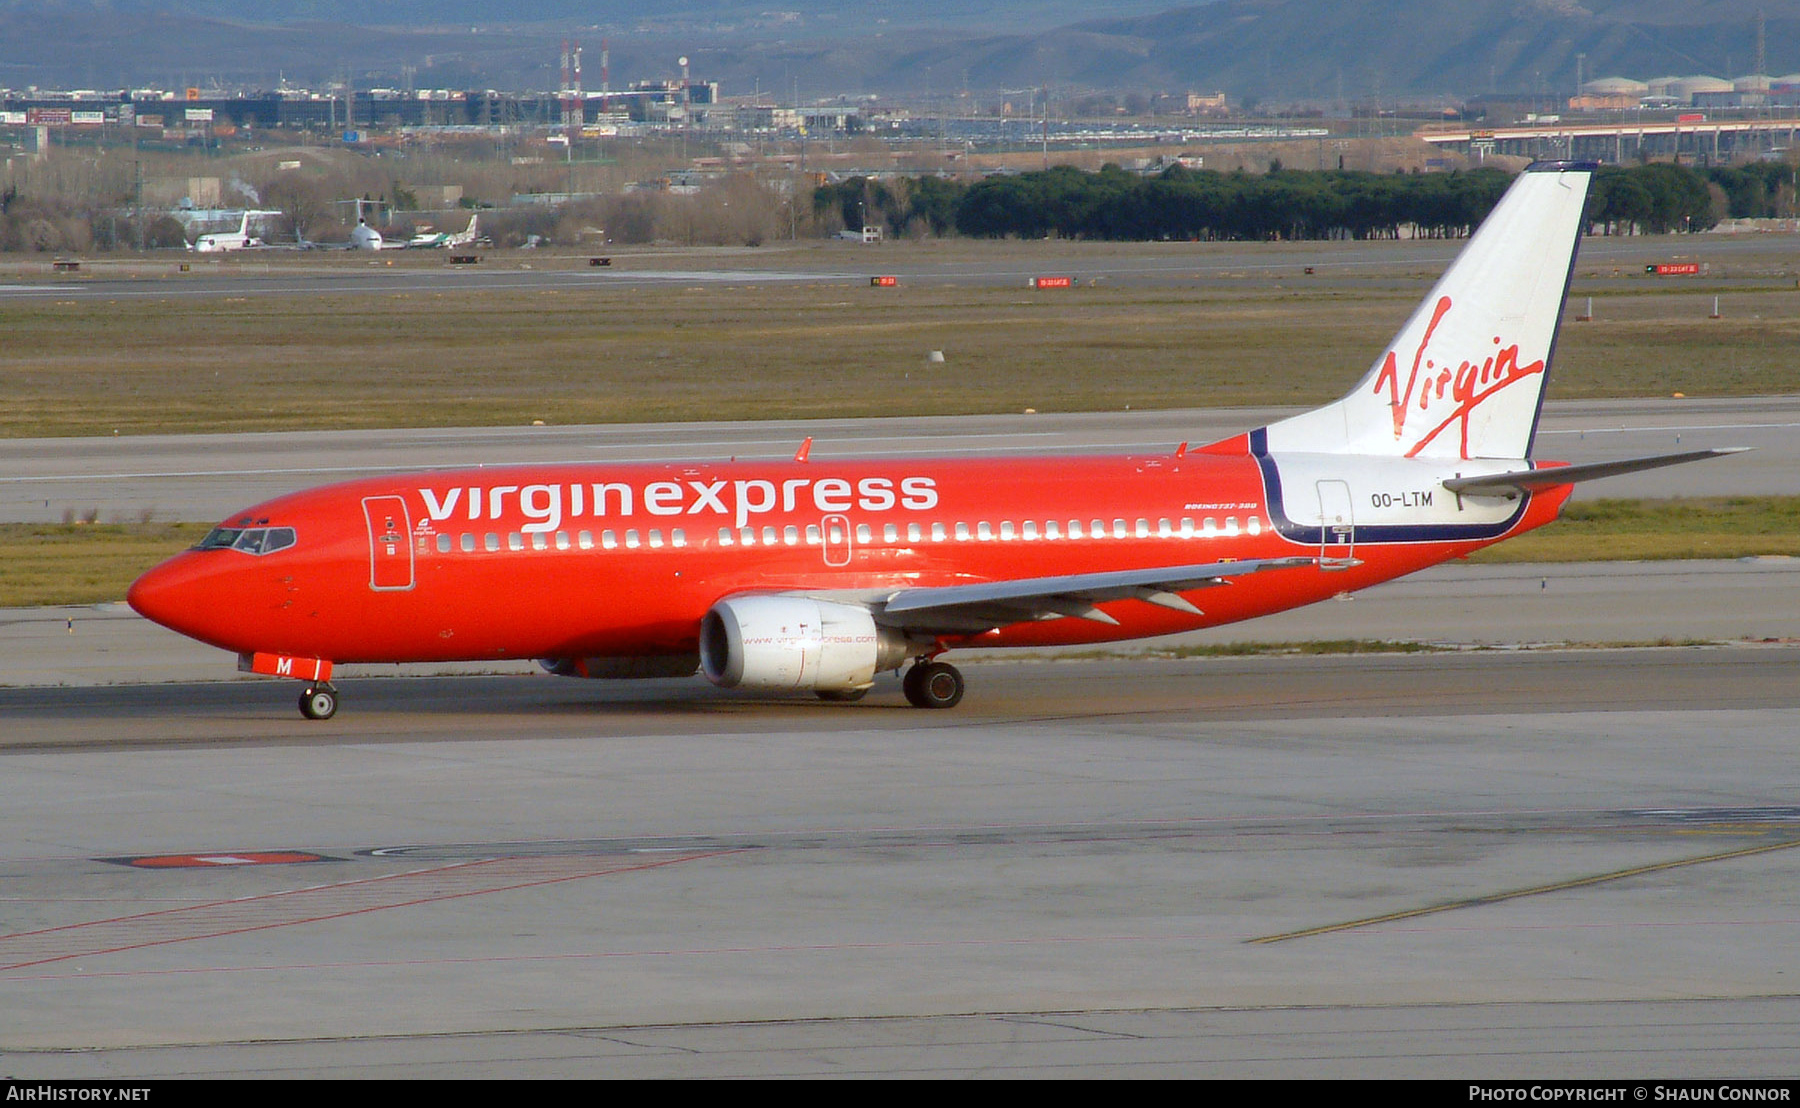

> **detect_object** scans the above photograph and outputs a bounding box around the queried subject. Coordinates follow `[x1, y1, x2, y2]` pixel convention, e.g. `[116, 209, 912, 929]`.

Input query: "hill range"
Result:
[1, 1, 1796, 101]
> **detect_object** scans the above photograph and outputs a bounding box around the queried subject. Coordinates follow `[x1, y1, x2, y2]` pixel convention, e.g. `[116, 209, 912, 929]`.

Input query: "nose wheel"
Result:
[903, 660, 964, 709]
[299, 684, 339, 720]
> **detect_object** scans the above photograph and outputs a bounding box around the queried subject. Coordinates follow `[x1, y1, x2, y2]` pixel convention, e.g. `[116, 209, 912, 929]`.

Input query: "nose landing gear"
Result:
[903, 659, 964, 709]
[299, 684, 339, 720]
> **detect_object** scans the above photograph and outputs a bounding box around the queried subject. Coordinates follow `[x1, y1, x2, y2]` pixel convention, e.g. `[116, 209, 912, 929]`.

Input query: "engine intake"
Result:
[700, 595, 909, 693]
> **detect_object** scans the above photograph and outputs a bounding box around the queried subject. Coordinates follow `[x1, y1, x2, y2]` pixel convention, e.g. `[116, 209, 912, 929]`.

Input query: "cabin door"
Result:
[362, 495, 416, 591]
[1315, 480, 1355, 570]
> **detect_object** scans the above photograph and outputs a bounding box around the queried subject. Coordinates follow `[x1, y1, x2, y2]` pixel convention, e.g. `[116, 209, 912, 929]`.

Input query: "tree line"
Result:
[816, 160, 1786, 242]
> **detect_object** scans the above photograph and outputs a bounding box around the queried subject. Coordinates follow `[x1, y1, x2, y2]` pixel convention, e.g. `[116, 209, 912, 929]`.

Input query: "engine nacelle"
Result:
[700, 595, 909, 692]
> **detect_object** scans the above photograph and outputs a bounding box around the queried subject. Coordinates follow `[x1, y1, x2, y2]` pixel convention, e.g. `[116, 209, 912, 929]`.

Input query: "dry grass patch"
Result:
[0, 523, 208, 607]
[1468, 497, 1800, 563]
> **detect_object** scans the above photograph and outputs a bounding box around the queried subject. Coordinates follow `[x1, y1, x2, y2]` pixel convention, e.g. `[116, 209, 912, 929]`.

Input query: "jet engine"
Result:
[700, 595, 910, 693]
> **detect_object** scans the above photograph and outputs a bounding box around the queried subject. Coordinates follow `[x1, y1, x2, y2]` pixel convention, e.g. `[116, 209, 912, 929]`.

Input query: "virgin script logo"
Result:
[1371, 295, 1544, 459]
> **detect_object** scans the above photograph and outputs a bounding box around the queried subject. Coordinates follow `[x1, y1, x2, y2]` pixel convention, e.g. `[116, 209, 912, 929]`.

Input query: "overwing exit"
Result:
[129, 161, 1743, 719]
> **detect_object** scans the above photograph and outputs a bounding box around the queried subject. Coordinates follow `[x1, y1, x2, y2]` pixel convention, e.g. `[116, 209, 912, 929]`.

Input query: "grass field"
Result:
[0, 522, 207, 607]
[3, 237, 1800, 438]
[1462, 497, 1800, 563]
[9, 498, 1794, 608]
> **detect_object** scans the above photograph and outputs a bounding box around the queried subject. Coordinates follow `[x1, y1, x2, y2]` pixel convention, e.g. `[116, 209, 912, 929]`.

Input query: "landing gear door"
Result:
[1316, 479, 1355, 570]
[362, 495, 415, 591]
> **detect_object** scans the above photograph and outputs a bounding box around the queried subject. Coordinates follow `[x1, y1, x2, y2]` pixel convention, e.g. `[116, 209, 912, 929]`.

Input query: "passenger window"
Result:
[1068, 521, 1083, 539]
[1113, 519, 1128, 539]
[1135, 519, 1149, 538]
[905, 522, 919, 543]
[437, 534, 452, 553]
[740, 527, 756, 546]
[1023, 521, 1038, 540]
[1179, 518, 1195, 538]
[1247, 517, 1262, 536]
[485, 533, 500, 552]
[509, 533, 525, 551]
[672, 529, 686, 548]
[1157, 518, 1171, 538]
[806, 524, 821, 545]
[462, 533, 476, 553]
[784, 526, 799, 546]
[999, 521, 1014, 540]
[1203, 518, 1218, 536]
[531, 532, 548, 551]
[646, 530, 661, 549]
[626, 530, 641, 549]
[555, 531, 570, 551]
[1225, 517, 1239, 536]
[826, 523, 842, 544]
[858, 524, 873, 544]
[578, 531, 594, 550]
[718, 528, 734, 546]
[1091, 519, 1106, 537]
[932, 523, 947, 542]
[1046, 520, 1061, 540]
[885, 523, 899, 543]
[763, 526, 778, 546]
[602, 530, 618, 549]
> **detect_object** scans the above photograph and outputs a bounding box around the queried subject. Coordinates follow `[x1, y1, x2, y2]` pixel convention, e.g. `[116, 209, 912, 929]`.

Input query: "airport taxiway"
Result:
[3, 395, 1794, 525]
[2, 646, 1799, 1076]
[3, 543, 1800, 1074]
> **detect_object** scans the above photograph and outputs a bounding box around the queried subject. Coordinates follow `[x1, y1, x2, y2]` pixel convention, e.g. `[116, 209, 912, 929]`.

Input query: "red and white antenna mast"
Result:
[559, 38, 583, 135]
[600, 38, 610, 111]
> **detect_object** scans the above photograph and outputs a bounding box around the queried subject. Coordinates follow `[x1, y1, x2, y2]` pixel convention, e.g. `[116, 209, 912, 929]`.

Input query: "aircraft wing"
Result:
[873, 556, 1320, 634]
[1443, 448, 1749, 497]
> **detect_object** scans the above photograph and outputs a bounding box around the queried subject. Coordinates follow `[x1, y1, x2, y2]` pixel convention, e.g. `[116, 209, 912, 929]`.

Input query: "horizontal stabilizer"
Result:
[1442, 448, 1749, 496]
[877, 556, 1318, 634]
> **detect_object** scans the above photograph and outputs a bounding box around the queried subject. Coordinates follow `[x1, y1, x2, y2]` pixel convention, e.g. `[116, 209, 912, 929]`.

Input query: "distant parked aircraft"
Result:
[192, 212, 264, 252]
[407, 213, 485, 249]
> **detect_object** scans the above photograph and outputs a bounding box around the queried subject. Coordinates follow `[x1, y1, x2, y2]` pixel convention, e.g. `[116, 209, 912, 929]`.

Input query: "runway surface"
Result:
[3, 395, 1792, 525]
[0, 230, 1791, 301]
[3, 647, 1800, 1076]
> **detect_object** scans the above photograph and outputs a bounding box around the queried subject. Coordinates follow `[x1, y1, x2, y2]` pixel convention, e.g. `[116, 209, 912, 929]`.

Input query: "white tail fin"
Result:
[1261, 161, 1594, 461]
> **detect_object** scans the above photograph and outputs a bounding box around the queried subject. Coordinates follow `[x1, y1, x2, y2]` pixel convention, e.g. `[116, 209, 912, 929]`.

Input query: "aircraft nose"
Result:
[128, 552, 229, 647]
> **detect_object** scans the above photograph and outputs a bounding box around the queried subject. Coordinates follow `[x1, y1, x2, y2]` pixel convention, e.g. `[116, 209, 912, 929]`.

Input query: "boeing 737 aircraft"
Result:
[129, 161, 1740, 719]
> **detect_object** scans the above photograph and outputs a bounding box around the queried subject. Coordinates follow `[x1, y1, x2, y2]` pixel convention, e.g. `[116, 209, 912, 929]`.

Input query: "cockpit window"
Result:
[196, 526, 296, 555]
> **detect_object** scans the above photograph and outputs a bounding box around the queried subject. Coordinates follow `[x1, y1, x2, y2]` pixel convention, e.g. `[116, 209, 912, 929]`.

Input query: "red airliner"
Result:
[129, 161, 1738, 719]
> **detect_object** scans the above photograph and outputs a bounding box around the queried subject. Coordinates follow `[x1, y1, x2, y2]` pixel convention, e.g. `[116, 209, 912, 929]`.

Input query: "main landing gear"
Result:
[298, 683, 339, 721]
[903, 659, 964, 709]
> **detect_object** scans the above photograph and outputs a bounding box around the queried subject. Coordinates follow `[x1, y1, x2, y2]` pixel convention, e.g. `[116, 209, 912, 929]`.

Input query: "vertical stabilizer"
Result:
[1261, 161, 1594, 461]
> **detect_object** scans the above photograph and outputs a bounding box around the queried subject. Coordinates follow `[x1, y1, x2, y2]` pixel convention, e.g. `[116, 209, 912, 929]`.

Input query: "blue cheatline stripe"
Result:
[1247, 427, 1531, 545]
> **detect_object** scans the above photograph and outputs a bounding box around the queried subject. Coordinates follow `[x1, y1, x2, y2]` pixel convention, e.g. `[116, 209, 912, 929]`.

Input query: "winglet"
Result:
[794, 437, 812, 463]
[1174, 441, 1188, 458]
